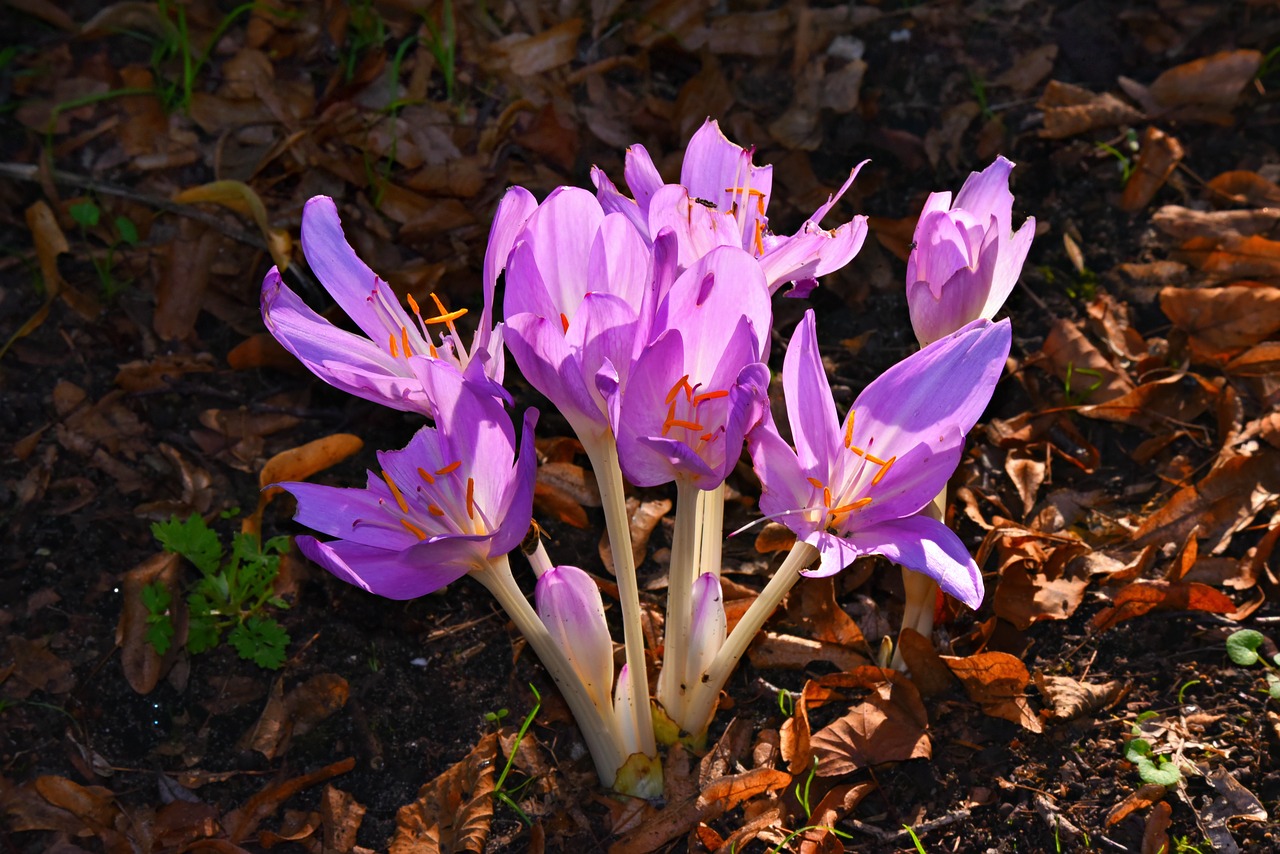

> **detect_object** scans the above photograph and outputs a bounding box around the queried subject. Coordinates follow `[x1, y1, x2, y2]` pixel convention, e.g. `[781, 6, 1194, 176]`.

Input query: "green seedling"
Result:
[492, 686, 541, 826]
[421, 0, 458, 105]
[1063, 362, 1104, 405]
[68, 197, 140, 297]
[1124, 717, 1183, 787]
[904, 824, 929, 853]
[145, 513, 292, 669]
[1094, 130, 1139, 186]
[1226, 629, 1280, 701]
[794, 755, 819, 818]
[968, 68, 994, 121]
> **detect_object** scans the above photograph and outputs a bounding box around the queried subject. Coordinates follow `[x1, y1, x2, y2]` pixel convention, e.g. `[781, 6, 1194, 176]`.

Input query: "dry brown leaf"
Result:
[1153, 206, 1280, 241]
[809, 672, 931, 775]
[753, 521, 796, 553]
[533, 479, 590, 529]
[1078, 373, 1216, 434]
[779, 690, 811, 773]
[896, 627, 956, 698]
[1034, 673, 1124, 722]
[115, 551, 185, 695]
[1141, 800, 1173, 854]
[1226, 341, 1280, 376]
[1147, 49, 1263, 109]
[1161, 284, 1280, 352]
[791, 576, 865, 647]
[1178, 234, 1280, 281]
[321, 785, 367, 854]
[1090, 581, 1237, 631]
[32, 776, 119, 831]
[225, 757, 355, 845]
[154, 219, 219, 341]
[1119, 126, 1183, 212]
[697, 768, 791, 812]
[1038, 80, 1145, 139]
[943, 651, 1042, 732]
[389, 733, 497, 853]
[1207, 170, 1280, 208]
[241, 674, 350, 760]
[747, 631, 868, 672]
[228, 331, 300, 372]
[993, 562, 1089, 630]
[1005, 451, 1046, 516]
[115, 353, 217, 393]
[1134, 452, 1280, 549]
[2, 636, 75, 700]
[489, 18, 583, 77]
[258, 434, 365, 500]
[172, 180, 291, 269]
[1040, 319, 1133, 404]
[994, 44, 1058, 96]
[2, 201, 68, 359]
[1106, 783, 1167, 826]
[600, 497, 671, 575]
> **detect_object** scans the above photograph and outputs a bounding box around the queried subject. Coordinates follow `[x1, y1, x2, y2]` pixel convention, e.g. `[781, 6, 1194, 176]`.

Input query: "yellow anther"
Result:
[436, 461, 461, 476]
[417, 467, 435, 485]
[871, 456, 897, 486]
[381, 471, 409, 514]
[401, 519, 428, 540]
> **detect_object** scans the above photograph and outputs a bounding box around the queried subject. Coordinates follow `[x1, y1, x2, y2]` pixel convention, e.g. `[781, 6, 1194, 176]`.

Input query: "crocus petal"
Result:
[905, 266, 989, 348]
[614, 664, 641, 756]
[838, 515, 984, 609]
[655, 245, 771, 363]
[758, 216, 869, 296]
[748, 414, 818, 536]
[624, 143, 664, 214]
[504, 312, 606, 433]
[297, 536, 474, 600]
[908, 210, 973, 300]
[782, 310, 841, 473]
[591, 165, 649, 240]
[478, 186, 538, 352]
[282, 477, 420, 549]
[489, 406, 539, 557]
[952, 156, 1015, 238]
[633, 435, 718, 486]
[647, 185, 738, 273]
[262, 269, 427, 412]
[536, 565, 615, 708]
[679, 119, 773, 242]
[981, 215, 1036, 320]
[518, 186, 603, 318]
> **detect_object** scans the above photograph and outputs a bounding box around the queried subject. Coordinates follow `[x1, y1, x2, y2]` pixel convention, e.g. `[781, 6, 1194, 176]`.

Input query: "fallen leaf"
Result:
[993, 561, 1090, 630]
[1153, 206, 1280, 241]
[994, 44, 1058, 96]
[2, 636, 75, 699]
[240, 674, 350, 760]
[1090, 581, 1237, 631]
[1141, 800, 1172, 854]
[1038, 80, 1145, 139]
[1148, 49, 1263, 110]
[320, 785, 367, 854]
[599, 497, 671, 575]
[1119, 126, 1183, 212]
[115, 353, 217, 393]
[1005, 450, 1046, 516]
[943, 651, 1042, 732]
[896, 627, 956, 698]
[1078, 373, 1216, 434]
[1134, 452, 1280, 549]
[1040, 320, 1133, 404]
[258, 434, 365, 500]
[806, 668, 931, 775]
[172, 180, 291, 269]
[1207, 170, 1280, 208]
[1106, 783, 1167, 826]
[488, 18, 584, 77]
[747, 631, 868, 672]
[154, 218, 219, 341]
[696, 767, 791, 812]
[116, 551, 186, 695]
[224, 757, 355, 844]
[1034, 673, 1124, 722]
[1161, 284, 1280, 352]
[1177, 234, 1280, 281]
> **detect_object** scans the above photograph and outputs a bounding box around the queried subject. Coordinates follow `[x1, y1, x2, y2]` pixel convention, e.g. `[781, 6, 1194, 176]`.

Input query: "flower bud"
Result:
[687, 572, 726, 685]
[535, 565, 614, 709]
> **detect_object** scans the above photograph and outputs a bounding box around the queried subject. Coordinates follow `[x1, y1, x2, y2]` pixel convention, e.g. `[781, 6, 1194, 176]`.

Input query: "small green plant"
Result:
[1226, 629, 1280, 700]
[968, 68, 994, 121]
[777, 687, 795, 717]
[68, 197, 140, 297]
[145, 513, 292, 669]
[420, 0, 457, 104]
[1176, 678, 1201, 705]
[794, 756, 819, 818]
[1124, 717, 1183, 787]
[492, 686, 541, 826]
[1063, 362, 1104, 405]
[904, 824, 929, 853]
[1094, 129, 1139, 186]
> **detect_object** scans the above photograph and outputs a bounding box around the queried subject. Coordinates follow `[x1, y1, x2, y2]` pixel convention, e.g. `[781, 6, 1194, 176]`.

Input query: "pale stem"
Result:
[472, 554, 627, 786]
[523, 535, 554, 578]
[680, 540, 819, 737]
[580, 436, 656, 757]
[657, 478, 702, 724]
[892, 487, 947, 670]
[699, 481, 725, 580]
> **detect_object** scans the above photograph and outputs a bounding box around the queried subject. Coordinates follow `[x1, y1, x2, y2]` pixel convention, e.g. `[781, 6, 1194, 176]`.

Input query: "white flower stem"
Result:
[473, 554, 627, 786]
[680, 540, 819, 738]
[892, 487, 947, 670]
[699, 482, 725, 580]
[657, 478, 702, 724]
[581, 436, 657, 757]
[523, 535, 554, 578]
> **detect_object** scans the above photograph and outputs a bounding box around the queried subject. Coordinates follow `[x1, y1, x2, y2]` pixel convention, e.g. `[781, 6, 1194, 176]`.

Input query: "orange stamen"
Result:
[560, 313, 570, 334]
[388, 333, 400, 358]
[466, 477, 475, 520]
[848, 444, 865, 457]
[417, 467, 435, 485]
[806, 477, 824, 490]
[401, 326, 412, 356]
[692, 389, 729, 407]
[844, 413, 855, 449]
[753, 221, 765, 255]
[665, 374, 694, 405]
[381, 471, 409, 513]
[865, 452, 888, 467]
[822, 487, 832, 508]
[700, 432, 715, 442]
[407, 293, 422, 316]
[425, 293, 468, 325]
[400, 519, 428, 540]
[427, 504, 446, 517]
[436, 461, 461, 476]
[429, 343, 438, 358]
[664, 418, 704, 433]
[830, 497, 873, 515]
[871, 456, 897, 486]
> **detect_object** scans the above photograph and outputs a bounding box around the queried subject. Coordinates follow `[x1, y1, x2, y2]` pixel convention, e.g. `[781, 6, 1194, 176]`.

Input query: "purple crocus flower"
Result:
[906, 156, 1036, 346]
[262, 190, 536, 413]
[592, 119, 869, 297]
[277, 360, 537, 599]
[613, 245, 772, 490]
[748, 310, 1011, 608]
[502, 186, 656, 439]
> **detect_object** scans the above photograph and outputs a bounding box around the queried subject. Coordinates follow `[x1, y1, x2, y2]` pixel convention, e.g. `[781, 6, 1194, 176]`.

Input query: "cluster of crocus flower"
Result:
[261, 119, 1032, 796]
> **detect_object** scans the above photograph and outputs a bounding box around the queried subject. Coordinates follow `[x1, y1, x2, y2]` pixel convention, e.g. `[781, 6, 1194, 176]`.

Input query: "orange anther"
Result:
[806, 477, 824, 490]
[417, 467, 435, 485]
[823, 487, 832, 508]
[429, 343, 438, 358]
[753, 221, 765, 255]
[700, 432, 715, 442]
[381, 471, 409, 513]
[865, 452, 888, 467]
[871, 456, 897, 486]
[692, 389, 729, 407]
[407, 293, 421, 316]
[466, 477, 476, 520]
[560, 313, 570, 334]
[830, 497, 873, 515]
[388, 333, 400, 358]
[401, 326, 413, 357]
[427, 504, 446, 517]
[425, 293, 468, 325]
[401, 519, 428, 540]
[664, 418, 704, 433]
[665, 374, 694, 405]
[844, 413, 855, 449]
[436, 461, 461, 476]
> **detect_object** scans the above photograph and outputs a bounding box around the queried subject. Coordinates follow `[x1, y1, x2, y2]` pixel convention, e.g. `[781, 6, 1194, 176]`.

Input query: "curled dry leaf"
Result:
[390, 734, 496, 854]
[1119, 126, 1183, 213]
[896, 627, 956, 698]
[1134, 451, 1280, 549]
[1176, 234, 1280, 282]
[1207, 170, 1280, 208]
[1037, 79, 1145, 139]
[1078, 373, 1216, 434]
[172, 180, 292, 270]
[1153, 206, 1280, 241]
[943, 651, 1043, 732]
[994, 44, 1058, 96]
[1141, 800, 1173, 854]
[258, 434, 364, 501]
[599, 496, 671, 575]
[115, 353, 217, 393]
[154, 219, 219, 341]
[1161, 284, 1280, 353]
[1106, 782, 1168, 827]
[1147, 49, 1263, 110]
[993, 561, 1090, 630]
[240, 674, 350, 760]
[1090, 581, 1237, 631]
[320, 785, 367, 854]
[747, 631, 868, 672]
[805, 668, 931, 776]
[225, 757, 355, 845]
[1034, 673, 1124, 722]
[696, 767, 792, 812]
[488, 18, 584, 77]
[1040, 319, 1133, 405]
[3, 636, 75, 700]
